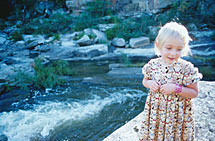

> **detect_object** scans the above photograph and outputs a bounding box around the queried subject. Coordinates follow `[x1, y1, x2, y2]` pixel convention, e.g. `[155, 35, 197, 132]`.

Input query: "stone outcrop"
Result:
[65, 0, 179, 14]
[112, 38, 126, 47]
[129, 36, 150, 48]
[104, 81, 215, 141]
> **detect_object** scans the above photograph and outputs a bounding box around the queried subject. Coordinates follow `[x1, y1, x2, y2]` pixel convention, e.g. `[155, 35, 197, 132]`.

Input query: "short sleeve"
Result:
[142, 60, 153, 80]
[182, 62, 202, 86]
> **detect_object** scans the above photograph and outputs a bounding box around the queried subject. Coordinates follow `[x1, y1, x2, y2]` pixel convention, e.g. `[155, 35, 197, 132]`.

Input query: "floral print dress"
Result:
[139, 58, 202, 141]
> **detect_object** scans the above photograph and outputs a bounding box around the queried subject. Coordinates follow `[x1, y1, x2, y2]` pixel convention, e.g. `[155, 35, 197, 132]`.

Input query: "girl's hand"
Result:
[147, 80, 160, 93]
[160, 83, 176, 95]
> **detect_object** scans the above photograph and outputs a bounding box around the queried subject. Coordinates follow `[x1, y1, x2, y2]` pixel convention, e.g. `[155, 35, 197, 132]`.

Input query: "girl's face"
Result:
[159, 37, 185, 65]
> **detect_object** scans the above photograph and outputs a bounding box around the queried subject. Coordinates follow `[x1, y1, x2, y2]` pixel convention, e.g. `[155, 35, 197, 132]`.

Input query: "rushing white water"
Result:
[0, 88, 146, 141]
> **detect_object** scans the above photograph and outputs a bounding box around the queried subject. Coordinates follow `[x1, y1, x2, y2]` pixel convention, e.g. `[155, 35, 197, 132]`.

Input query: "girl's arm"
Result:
[142, 77, 160, 93]
[160, 83, 199, 98]
[178, 83, 199, 98]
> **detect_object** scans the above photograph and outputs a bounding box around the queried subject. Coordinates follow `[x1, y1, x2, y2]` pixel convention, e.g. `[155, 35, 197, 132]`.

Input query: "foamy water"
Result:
[0, 88, 146, 140]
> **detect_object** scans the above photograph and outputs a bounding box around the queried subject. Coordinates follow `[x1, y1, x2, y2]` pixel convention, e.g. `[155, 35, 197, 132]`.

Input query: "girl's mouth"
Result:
[168, 57, 175, 61]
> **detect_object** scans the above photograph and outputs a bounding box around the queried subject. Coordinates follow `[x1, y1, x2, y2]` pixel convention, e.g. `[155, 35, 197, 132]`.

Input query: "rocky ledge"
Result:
[104, 81, 215, 141]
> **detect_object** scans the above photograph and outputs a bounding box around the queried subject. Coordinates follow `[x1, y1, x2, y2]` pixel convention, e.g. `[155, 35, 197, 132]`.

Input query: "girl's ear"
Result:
[155, 41, 159, 48]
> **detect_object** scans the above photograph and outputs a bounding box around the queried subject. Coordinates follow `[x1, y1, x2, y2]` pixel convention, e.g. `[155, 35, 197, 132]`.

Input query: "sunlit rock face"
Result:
[65, 0, 178, 14]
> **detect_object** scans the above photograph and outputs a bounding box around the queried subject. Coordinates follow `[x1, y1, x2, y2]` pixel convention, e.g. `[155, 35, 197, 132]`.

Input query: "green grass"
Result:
[11, 58, 75, 90]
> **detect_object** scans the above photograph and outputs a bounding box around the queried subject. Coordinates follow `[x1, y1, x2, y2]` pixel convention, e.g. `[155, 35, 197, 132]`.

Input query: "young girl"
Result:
[139, 22, 202, 141]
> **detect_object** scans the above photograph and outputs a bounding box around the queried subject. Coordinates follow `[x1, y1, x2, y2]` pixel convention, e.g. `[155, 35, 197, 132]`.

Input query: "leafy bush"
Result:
[20, 11, 73, 36]
[86, 0, 114, 18]
[159, 0, 215, 29]
[72, 13, 99, 32]
[105, 19, 144, 41]
[33, 58, 75, 89]
[9, 30, 23, 41]
[53, 33, 60, 41]
[11, 58, 75, 90]
[9, 0, 67, 21]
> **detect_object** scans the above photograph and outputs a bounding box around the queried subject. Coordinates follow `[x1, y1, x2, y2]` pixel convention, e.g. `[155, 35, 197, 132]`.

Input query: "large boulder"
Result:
[190, 31, 215, 40]
[111, 38, 126, 47]
[129, 37, 150, 48]
[75, 35, 92, 46]
[114, 47, 155, 60]
[92, 29, 108, 43]
[0, 33, 7, 45]
[0, 37, 6, 45]
[98, 24, 116, 32]
[44, 44, 108, 61]
[66, 0, 93, 14]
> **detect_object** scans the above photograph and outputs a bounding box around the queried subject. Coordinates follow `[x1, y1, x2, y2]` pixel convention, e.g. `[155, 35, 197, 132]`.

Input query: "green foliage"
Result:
[10, 0, 67, 21]
[50, 60, 75, 76]
[103, 15, 121, 24]
[73, 32, 85, 41]
[11, 58, 75, 90]
[53, 33, 60, 41]
[105, 19, 143, 41]
[199, 66, 215, 81]
[33, 58, 74, 89]
[20, 12, 73, 36]
[88, 34, 96, 40]
[12, 69, 34, 90]
[105, 12, 156, 41]
[73, 13, 99, 32]
[161, 0, 215, 29]
[33, 58, 62, 88]
[192, 56, 215, 66]
[86, 0, 114, 18]
[9, 30, 23, 41]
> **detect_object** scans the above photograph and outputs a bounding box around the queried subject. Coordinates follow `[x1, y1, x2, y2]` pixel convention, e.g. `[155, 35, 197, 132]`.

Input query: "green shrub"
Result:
[33, 58, 62, 88]
[73, 13, 99, 32]
[11, 58, 75, 90]
[102, 15, 121, 24]
[53, 33, 60, 41]
[73, 32, 85, 41]
[33, 58, 75, 89]
[50, 60, 75, 76]
[86, 0, 114, 18]
[161, 0, 215, 29]
[199, 66, 215, 81]
[20, 12, 73, 36]
[12, 69, 34, 90]
[105, 19, 143, 40]
[9, 30, 23, 41]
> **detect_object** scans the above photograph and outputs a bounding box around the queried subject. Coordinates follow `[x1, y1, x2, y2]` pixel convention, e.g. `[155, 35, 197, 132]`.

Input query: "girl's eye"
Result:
[177, 49, 182, 51]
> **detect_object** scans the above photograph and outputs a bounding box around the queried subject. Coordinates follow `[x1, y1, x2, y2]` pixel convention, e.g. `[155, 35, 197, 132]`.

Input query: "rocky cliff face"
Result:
[66, 0, 178, 13]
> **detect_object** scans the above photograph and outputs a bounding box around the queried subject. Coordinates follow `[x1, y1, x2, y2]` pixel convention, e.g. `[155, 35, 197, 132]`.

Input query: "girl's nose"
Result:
[170, 50, 177, 56]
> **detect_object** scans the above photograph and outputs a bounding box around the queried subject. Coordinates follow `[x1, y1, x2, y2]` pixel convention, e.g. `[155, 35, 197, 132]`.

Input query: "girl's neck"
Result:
[160, 57, 179, 66]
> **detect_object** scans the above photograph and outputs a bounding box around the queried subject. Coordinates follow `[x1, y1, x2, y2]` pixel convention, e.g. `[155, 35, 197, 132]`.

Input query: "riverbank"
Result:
[104, 81, 215, 141]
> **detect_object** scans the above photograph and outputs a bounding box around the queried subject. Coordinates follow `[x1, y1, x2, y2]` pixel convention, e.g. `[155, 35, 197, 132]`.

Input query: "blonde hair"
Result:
[154, 22, 192, 56]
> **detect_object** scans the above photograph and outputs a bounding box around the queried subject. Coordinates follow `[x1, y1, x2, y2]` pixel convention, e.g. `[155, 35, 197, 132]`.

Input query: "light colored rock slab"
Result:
[104, 81, 215, 141]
